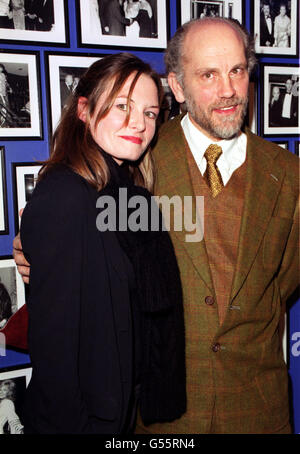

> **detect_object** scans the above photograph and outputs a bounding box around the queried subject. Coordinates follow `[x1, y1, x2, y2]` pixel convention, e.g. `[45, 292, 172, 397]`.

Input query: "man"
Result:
[12, 18, 299, 434]
[280, 78, 298, 127]
[260, 2, 274, 47]
[134, 17, 298, 434]
[60, 74, 73, 109]
[103, 0, 132, 36]
[25, 0, 54, 31]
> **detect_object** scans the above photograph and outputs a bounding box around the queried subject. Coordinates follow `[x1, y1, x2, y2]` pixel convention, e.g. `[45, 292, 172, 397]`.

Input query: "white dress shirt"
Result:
[282, 93, 292, 118]
[265, 16, 273, 35]
[181, 113, 247, 186]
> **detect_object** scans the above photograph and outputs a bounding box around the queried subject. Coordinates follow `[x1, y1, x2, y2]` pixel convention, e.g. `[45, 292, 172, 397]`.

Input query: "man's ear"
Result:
[77, 96, 88, 122]
[167, 72, 186, 103]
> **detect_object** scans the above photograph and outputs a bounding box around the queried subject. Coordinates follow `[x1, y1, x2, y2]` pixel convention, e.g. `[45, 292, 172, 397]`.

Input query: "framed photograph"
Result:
[245, 81, 258, 134]
[261, 64, 299, 136]
[159, 77, 181, 125]
[0, 51, 42, 140]
[0, 0, 68, 46]
[0, 366, 32, 433]
[77, 0, 168, 50]
[0, 257, 25, 331]
[45, 53, 104, 134]
[177, 0, 244, 26]
[252, 0, 298, 56]
[0, 147, 8, 235]
[12, 162, 42, 234]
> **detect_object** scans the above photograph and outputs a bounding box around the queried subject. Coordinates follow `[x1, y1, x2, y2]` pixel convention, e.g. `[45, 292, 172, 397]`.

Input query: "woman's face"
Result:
[81, 73, 159, 164]
[0, 383, 9, 399]
[272, 87, 280, 100]
[280, 6, 286, 16]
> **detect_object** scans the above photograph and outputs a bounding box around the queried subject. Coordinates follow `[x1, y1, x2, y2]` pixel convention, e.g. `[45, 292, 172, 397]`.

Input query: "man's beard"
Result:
[184, 90, 249, 140]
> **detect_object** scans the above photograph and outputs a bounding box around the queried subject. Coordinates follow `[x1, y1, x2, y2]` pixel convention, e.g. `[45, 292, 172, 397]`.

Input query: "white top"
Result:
[181, 113, 247, 186]
[0, 399, 24, 434]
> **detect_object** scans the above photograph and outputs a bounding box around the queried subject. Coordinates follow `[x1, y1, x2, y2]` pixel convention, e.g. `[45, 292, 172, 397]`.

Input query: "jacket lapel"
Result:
[229, 130, 286, 303]
[155, 118, 214, 293]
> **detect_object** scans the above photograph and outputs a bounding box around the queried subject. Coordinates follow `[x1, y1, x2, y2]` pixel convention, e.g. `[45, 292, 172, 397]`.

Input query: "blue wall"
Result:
[0, 0, 299, 433]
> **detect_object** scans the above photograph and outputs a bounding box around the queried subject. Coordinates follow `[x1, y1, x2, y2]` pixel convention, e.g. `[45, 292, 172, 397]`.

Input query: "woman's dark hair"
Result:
[39, 53, 163, 191]
[0, 283, 12, 322]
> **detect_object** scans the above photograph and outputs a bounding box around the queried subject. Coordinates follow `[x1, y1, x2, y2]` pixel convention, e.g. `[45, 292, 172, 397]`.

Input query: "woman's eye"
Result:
[145, 111, 157, 119]
[116, 104, 128, 111]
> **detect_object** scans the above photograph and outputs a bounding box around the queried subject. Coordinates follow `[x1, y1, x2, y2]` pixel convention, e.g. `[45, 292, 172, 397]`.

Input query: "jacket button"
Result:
[205, 296, 214, 305]
[212, 343, 221, 352]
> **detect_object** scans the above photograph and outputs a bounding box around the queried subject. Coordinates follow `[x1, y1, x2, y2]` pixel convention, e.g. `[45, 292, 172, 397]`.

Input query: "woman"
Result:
[124, 0, 140, 39]
[0, 380, 24, 434]
[20, 53, 186, 434]
[269, 85, 283, 127]
[9, 0, 25, 30]
[136, 0, 153, 38]
[274, 4, 291, 48]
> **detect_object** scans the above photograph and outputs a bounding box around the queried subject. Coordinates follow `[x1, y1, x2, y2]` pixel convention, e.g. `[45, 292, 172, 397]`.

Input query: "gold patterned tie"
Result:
[204, 144, 224, 198]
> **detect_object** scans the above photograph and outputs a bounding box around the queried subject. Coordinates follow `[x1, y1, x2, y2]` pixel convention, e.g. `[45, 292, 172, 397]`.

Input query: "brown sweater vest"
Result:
[186, 147, 247, 325]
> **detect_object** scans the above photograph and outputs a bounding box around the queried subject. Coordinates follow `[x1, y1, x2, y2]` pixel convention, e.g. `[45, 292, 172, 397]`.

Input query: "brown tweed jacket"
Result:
[136, 115, 300, 434]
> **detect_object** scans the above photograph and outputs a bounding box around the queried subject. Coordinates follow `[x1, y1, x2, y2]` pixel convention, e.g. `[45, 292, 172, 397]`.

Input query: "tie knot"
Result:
[204, 144, 223, 164]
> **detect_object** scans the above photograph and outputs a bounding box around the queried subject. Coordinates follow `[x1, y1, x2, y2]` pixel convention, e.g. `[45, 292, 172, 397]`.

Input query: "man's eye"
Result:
[203, 72, 213, 80]
[232, 67, 245, 76]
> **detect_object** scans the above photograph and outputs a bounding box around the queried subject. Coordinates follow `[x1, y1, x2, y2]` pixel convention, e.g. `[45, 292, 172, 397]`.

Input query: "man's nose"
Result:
[217, 75, 236, 98]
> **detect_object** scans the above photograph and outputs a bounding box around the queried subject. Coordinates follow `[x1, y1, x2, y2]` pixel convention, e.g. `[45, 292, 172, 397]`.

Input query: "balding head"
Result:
[166, 17, 250, 141]
[164, 17, 256, 87]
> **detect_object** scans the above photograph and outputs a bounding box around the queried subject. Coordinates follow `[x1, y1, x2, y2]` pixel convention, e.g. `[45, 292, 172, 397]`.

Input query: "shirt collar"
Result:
[182, 113, 244, 158]
[181, 113, 247, 183]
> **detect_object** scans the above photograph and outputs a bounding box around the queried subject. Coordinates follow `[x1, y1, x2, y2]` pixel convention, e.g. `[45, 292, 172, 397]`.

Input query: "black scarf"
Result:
[99, 149, 186, 425]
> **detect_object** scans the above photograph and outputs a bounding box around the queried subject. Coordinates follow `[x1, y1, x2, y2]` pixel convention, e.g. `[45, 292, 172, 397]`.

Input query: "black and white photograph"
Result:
[46, 53, 103, 133]
[12, 162, 42, 234]
[0, 257, 25, 331]
[245, 81, 258, 134]
[0, 366, 32, 434]
[0, 147, 8, 235]
[178, 0, 243, 26]
[262, 64, 299, 136]
[0, 51, 42, 139]
[253, 0, 298, 56]
[0, 0, 68, 46]
[77, 0, 168, 50]
[159, 77, 181, 125]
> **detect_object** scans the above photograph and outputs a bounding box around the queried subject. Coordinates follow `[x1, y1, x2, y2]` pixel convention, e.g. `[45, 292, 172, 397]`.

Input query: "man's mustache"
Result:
[210, 97, 248, 110]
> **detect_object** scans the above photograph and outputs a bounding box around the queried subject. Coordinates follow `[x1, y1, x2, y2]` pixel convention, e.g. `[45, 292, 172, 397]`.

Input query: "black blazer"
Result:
[260, 13, 274, 46]
[21, 166, 135, 434]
